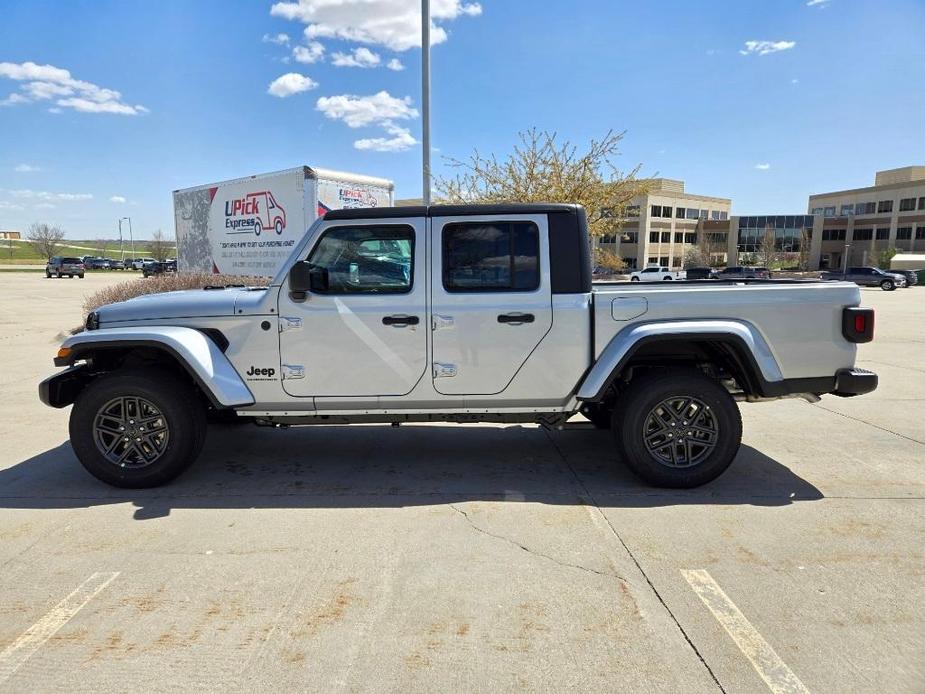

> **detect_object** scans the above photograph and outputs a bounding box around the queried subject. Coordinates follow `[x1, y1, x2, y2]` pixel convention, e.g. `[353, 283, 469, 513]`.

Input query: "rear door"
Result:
[430, 214, 552, 395]
[277, 218, 428, 398]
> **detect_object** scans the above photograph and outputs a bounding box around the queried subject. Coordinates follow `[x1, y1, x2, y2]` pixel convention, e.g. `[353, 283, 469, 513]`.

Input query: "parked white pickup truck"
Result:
[629, 266, 686, 282]
[40, 203, 877, 490]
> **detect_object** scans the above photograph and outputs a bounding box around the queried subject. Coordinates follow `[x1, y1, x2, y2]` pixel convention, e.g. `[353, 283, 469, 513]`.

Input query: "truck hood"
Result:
[95, 287, 263, 324]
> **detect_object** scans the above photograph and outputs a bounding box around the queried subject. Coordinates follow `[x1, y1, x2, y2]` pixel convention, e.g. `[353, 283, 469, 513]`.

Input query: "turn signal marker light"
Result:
[56, 347, 72, 360]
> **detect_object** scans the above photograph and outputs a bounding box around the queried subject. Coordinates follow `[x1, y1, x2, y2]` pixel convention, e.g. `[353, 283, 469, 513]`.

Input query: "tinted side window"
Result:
[443, 221, 539, 292]
[307, 225, 414, 294]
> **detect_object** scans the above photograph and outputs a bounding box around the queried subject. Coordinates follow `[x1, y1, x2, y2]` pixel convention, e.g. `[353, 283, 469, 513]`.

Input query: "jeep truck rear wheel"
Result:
[611, 369, 742, 488]
[69, 368, 207, 488]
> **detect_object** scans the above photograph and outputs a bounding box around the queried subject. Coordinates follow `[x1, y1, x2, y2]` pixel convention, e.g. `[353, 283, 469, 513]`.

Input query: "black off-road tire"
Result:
[69, 368, 207, 488]
[611, 368, 742, 488]
[580, 403, 613, 429]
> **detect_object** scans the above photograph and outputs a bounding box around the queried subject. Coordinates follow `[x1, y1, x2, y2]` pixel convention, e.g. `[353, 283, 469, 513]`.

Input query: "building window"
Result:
[699, 209, 708, 219]
[647, 257, 658, 265]
[600, 233, 617, 244]
[896, 227, 912, 240]
[822, 229, 847, 241]
[649, 231, 659, 243]
[707, 232, 726, 244]
[623, 257, 638, 269]
[650, 205, 661, 217]
[811, 207, 825, 215]
[899, 198, 916, 212]
[840, 204, 854, 216]
[875, 228, 889, 240]
[916, 227, 925, 240]
[660, 232, 671, 243]
[625, 204, 640, 217]
[623, 232, 638, 244]
[853, 228, 873, 241]
[442, 221, 539, 292]
[685, 233, 697, 244]
[919, 197, 925, 210]
[659, 256, 669, 266]
[823, 207, 836, 218]
[674, 232, 684, 243]
[686, 208, 699, 220]
[855, 202, 876, 215]
[676, 207, 686, 218]
[671, 257, 682, 268]
[877, 200, 893, 213]
[719, 211, 728, 220]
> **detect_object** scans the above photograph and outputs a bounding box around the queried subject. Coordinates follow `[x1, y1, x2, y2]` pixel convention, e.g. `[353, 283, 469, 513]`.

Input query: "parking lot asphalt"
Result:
[0, 272, 922, 693]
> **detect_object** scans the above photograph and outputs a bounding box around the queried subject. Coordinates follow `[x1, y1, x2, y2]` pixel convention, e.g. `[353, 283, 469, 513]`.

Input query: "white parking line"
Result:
[0, 572, 120, 684]
[681, 569, 810, 694]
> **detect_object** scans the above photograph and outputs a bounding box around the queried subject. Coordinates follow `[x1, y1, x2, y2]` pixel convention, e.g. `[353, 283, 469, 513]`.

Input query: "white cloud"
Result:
[754, 163, 771, 170]
[739, 40, 796, 56]
[316, 90, 417, 127]
[262, 32, 291, 45]
[386, 58, 405, 71]
[33, 202, 55, 209]
[110, 195, 127, 203]
[0, 61, 148, 115]
[0, 201, 24, 210]
[354, 123, 417, 152]
[331, 47, 381, 68]
[806, 0, 831, 7]
[267, 72, 319, 97]
[14, 163, 40, 172]
[6, 188, 92, 201]
[292, 41, 325, 63]
[791, 78, 800, 84]
[271, 0, 482, 52]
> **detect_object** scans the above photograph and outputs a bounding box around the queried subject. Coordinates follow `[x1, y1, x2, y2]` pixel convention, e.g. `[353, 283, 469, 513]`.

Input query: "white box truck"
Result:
[173, 166, 394, 276]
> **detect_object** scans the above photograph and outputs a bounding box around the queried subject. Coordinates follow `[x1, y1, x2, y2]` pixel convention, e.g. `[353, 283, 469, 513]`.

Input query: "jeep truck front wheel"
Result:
[69, 368, 207, 488]
[611, 369, 742, 488]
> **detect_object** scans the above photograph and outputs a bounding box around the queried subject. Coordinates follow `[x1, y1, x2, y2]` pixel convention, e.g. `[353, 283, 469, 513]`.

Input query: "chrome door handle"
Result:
[382, 314, 420, 326]
[497, 313, 535, 324]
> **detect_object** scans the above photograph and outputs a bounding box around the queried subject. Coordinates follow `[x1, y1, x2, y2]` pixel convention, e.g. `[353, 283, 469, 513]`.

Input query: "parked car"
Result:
[820, 266, 907, 291]
[629, 266, 686, 282]
[131, 257, 156, 270]
[84, 257, 111, 270]
[45, 257, 85, 278]
[42, 203, 877, 491]
[887, 269, 919, 287]
[714, 266, 769, 280]
[684, 267, 715, 280]
[142, 260, 177, 277]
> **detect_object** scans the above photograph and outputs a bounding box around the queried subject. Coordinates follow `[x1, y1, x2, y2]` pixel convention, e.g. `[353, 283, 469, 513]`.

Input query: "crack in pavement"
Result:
[542, 428, 727, 693]
[810, 402, 925, 446]
[448, 504, 626, 581]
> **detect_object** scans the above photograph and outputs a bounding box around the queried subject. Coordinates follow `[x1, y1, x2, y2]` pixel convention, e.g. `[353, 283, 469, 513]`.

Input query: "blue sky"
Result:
[0, 0, 923, 238]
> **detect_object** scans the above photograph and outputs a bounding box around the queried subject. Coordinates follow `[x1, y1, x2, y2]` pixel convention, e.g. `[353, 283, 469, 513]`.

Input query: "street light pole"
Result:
[117, 219, 124, 260]
[843, 243, 850, 273]
[421, 0, 431, 206]
[122, 217, 134, 258]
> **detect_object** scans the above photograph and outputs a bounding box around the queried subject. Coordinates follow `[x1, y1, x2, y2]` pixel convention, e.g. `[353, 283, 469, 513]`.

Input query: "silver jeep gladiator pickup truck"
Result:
[40, 203, 877, 489]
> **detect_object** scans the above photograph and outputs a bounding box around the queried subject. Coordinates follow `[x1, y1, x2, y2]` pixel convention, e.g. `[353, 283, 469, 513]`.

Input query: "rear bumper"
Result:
[832, 367, 878, 397]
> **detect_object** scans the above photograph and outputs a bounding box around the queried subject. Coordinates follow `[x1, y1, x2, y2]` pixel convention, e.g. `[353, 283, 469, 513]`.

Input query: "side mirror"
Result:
[289, 261, 328, 300]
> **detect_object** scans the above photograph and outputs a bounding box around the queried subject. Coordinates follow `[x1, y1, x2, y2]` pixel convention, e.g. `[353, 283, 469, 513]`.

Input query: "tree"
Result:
[684, 231, 726, 268]
[435, 128, 644, 241]
[27, 222, 65, 259]
[148, 229, 173, 261]
[593, 246, 626, 274]
[757, 227, 779, 268]
[877, 246, 898, 269]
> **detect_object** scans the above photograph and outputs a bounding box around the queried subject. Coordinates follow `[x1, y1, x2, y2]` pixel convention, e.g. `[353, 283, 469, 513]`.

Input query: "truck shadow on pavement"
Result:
[1, 424, 823, 519]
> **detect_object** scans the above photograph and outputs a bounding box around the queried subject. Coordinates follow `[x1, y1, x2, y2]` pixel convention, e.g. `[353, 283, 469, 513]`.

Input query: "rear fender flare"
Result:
[576, 319, 784, 402]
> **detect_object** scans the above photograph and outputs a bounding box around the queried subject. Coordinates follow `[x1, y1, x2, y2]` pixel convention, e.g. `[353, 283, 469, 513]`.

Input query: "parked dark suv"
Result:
[46, 257, 85, 279]
[888, 269, 919, 287]
[714, 266, 770, 280]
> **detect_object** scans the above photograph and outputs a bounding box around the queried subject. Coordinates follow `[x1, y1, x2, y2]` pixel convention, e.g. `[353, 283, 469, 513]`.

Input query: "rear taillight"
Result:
[843, 307, 874, 343]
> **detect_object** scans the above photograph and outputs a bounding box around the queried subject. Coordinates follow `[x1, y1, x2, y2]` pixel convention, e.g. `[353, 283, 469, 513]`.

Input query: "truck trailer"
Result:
[172, 166, 393, 276]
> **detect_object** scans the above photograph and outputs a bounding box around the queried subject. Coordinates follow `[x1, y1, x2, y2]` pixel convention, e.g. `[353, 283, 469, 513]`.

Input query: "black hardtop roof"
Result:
[324, 202, 582, 221]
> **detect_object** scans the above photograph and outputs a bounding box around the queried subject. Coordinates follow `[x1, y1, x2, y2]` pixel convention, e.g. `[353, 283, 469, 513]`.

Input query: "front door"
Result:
[277, 218, 428, 397]
[430, 214, 553, 395]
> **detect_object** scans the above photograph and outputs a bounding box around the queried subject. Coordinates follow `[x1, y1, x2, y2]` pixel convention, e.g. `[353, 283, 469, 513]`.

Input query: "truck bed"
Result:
[590, 279, 860, 380]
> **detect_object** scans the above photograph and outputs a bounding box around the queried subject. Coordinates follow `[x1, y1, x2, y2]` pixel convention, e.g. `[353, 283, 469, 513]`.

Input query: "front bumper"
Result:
[832, 367, 878, 397]
[38, 364, 90, 408]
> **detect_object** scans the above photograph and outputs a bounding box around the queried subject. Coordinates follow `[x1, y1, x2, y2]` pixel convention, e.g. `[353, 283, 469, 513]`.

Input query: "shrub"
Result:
[79, 273, 270, 328]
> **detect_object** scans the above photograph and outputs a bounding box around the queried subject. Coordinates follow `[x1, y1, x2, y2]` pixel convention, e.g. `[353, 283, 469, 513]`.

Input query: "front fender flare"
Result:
[576, 319, 784, 401]
[51, 326, 254, 408]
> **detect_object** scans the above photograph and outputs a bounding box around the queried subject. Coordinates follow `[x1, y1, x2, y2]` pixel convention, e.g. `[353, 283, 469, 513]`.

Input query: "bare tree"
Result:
[27, 222, 66, 259]
[436, 128, 644, 241]
[684, 231, 726, 268]
[757, 227, 779, 268]
[147, 229, 173, 261]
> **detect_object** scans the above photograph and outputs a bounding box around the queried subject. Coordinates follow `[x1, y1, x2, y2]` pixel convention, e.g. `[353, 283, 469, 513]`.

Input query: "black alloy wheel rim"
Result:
[642, 396, 719, 468]
[92, 396, 170, 468]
